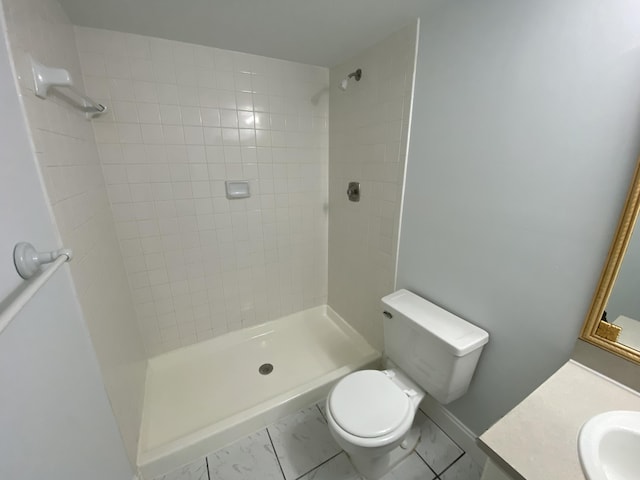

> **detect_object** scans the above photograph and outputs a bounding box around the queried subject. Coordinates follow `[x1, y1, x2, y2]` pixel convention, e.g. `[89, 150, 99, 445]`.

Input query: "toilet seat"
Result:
[328, 370, 411, 439]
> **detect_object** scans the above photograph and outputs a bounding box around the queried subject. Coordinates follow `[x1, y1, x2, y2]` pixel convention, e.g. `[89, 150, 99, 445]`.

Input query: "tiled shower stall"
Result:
[75, 26, 330, 355]
[1, 0, 417, 474]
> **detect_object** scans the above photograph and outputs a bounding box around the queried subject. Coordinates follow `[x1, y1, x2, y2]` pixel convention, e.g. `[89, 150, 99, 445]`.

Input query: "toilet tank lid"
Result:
[382, 289, 489, 356]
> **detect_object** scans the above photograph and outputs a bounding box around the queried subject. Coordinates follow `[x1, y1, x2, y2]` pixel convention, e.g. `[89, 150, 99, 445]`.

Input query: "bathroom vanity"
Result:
[478, 360, 640, 480]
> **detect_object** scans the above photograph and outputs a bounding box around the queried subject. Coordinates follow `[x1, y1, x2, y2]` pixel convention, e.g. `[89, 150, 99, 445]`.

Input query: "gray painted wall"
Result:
[397, 0, 640, 434]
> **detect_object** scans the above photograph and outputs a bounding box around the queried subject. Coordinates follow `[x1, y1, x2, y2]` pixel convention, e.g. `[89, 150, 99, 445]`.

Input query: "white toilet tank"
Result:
[382, 289, 489, 404]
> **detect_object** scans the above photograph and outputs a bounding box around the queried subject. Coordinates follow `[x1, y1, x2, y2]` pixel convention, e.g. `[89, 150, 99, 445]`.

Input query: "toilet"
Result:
[326, 289, 489, 479]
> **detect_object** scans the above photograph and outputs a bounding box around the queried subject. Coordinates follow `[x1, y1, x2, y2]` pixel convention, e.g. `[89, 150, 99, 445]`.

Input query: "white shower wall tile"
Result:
[1, 0, 147, 466]
[327, 21, 418, 351]
[75, 27, 330, 354]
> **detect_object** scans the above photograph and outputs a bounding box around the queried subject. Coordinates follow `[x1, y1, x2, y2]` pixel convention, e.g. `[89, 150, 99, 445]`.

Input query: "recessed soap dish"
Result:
[225, 181, 250, 199]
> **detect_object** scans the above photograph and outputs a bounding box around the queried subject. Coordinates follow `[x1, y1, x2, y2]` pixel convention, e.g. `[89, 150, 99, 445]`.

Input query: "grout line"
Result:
[315, 402, 327, 422]
[266, 427, 288, 480]
[437, 452, 465, 478]
[293, 451, 344, 480]
[415, 449, 440, 478]
[418, 407, 466, 454]
[205, 456, 211, 480]
[416, 408, 465, 474]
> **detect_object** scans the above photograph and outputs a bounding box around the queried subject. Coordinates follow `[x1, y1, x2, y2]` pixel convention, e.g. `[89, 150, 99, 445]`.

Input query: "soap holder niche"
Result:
[225, 181, 250, 199]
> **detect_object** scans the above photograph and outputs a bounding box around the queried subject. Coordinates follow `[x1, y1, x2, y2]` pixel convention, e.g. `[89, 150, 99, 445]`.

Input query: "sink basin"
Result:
[578, 410, 640, 480]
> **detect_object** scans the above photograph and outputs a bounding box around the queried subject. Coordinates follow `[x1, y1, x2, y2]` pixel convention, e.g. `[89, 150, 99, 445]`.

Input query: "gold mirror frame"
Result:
[580, 156, 640, 364]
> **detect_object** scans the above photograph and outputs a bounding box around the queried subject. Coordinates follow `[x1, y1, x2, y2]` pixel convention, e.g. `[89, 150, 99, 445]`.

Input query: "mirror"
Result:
[580, 156, 640, 364]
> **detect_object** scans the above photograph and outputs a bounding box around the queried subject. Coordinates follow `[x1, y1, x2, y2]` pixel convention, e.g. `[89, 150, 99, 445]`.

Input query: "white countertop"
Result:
[479, 360, 640, 480]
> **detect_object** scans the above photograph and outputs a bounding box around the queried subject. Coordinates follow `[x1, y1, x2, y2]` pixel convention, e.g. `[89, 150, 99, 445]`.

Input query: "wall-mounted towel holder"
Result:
[0, 243, 73, 336]
[31, 57, 107, 118]
[13, 242, 73, 280]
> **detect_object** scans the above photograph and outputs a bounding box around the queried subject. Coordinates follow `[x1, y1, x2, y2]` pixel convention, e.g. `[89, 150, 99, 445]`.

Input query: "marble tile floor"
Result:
[153, 402, 483, 480]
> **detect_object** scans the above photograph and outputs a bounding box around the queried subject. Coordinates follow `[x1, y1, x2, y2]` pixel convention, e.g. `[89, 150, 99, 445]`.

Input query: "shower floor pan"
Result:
[137, 305, 379, 479]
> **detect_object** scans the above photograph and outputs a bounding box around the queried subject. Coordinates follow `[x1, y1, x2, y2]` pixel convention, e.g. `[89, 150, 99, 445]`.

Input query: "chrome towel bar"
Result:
[0, 243, 73, 335]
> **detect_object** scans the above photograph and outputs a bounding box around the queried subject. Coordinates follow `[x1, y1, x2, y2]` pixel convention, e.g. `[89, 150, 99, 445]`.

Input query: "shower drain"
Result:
[259, 363, 274, 375]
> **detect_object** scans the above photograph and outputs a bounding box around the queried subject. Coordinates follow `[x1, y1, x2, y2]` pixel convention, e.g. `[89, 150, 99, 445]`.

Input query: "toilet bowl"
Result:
[326, 289, 489, 479]
[326, 367, 425, 479]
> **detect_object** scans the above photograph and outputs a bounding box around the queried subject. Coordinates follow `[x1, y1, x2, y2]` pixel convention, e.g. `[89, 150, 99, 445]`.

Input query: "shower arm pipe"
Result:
[0, 243, 73, 336]
[339, 68, 363, 91]
[347, 68, 362, 81]
[31, 57, 107, 118]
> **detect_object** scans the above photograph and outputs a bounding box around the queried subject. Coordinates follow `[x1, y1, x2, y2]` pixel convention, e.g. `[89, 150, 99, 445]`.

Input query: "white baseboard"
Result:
[419, 395, 487, 468]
